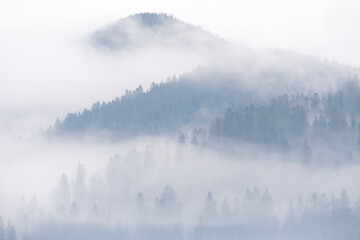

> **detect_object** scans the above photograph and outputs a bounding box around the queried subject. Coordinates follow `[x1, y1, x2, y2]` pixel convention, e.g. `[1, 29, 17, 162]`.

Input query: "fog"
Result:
[1, 135, 360, 239]
[1, 1, 360, 239]
[0, 13, 212, 139]
[1, 4, 359, 136]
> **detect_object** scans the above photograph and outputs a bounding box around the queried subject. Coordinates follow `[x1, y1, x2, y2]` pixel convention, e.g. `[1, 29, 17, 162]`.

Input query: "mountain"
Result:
[50, 75, 258, 138]
[89, 13, 358, 95]
[51, 13, 360, 154]
[90, 13, 228, 52]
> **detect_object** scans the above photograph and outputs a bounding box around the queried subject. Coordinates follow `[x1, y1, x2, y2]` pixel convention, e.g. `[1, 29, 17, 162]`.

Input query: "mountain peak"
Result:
[90, 12, 224, 52]
[127, 12, 177, 28]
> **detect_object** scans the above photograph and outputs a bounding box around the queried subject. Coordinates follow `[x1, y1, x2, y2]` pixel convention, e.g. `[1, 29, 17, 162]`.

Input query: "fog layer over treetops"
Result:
[1, 141, 360, 240]
[1, 12, 360, 240]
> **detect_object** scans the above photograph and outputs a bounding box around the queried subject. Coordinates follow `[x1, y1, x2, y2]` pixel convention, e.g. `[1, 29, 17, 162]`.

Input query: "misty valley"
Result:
[2, 144, 360, 240]
[1, 12, 360, 240]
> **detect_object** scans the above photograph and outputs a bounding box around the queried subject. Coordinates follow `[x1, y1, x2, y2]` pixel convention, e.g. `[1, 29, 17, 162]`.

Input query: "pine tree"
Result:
[280, 139, 290, 153]
[202, 192, 217, 223]
[53, 173, 71, 213]
[191, 134, 198, 145]
[220, 198, 231, 225]
[0, 216, 5, 240]
[6, 222, 17, 240]
[74, 162, 87, 209]
[283, 199, 296, 235]
[345, 150, 353, 163]
[154, 185, 181, 220]
[177, 132, 187, 144]
[70, 201, 77, 215]
[136, 192, 146, 212]
[311, 92, 320, 110]
[301, 139, 311, 164]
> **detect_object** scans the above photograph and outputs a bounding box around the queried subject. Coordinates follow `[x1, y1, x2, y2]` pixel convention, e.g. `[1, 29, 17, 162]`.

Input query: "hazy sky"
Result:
[1, 0, 359, 65]
[1, 0, 359, 133]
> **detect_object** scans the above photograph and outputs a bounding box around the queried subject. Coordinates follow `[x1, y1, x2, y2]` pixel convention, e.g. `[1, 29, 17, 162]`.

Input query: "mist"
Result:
[1, 135, 360, 239]
[0, 14, 210, 139]
[1, 2, 360, 239]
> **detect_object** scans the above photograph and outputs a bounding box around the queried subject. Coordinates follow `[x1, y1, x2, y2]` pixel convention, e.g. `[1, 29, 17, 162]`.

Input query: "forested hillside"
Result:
[51, 75, 360, 149]
[50, 76, 257, 137]
[211, 79, 360, 144]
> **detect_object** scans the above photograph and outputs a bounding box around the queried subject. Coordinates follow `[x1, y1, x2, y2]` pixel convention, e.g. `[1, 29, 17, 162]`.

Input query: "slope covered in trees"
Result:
[48, 13, 360, 168]
[210, 79, 360, 149]
[51, 75, 360, 148]
[51, 12, 360, 142]
[50, 76, 257, 138]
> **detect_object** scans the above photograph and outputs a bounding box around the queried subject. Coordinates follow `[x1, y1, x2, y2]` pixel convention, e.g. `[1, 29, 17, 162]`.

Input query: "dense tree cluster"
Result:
[0, 217, 17, 240]
[282, 190, 359, 240]
[4, 181, 360, 240]
[210, 78, 360, 158]
[51, 78, 252, 138]
[210, 95, 308, 144]
[52, 76, 360, 144]
[49, 76, 360, 165]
